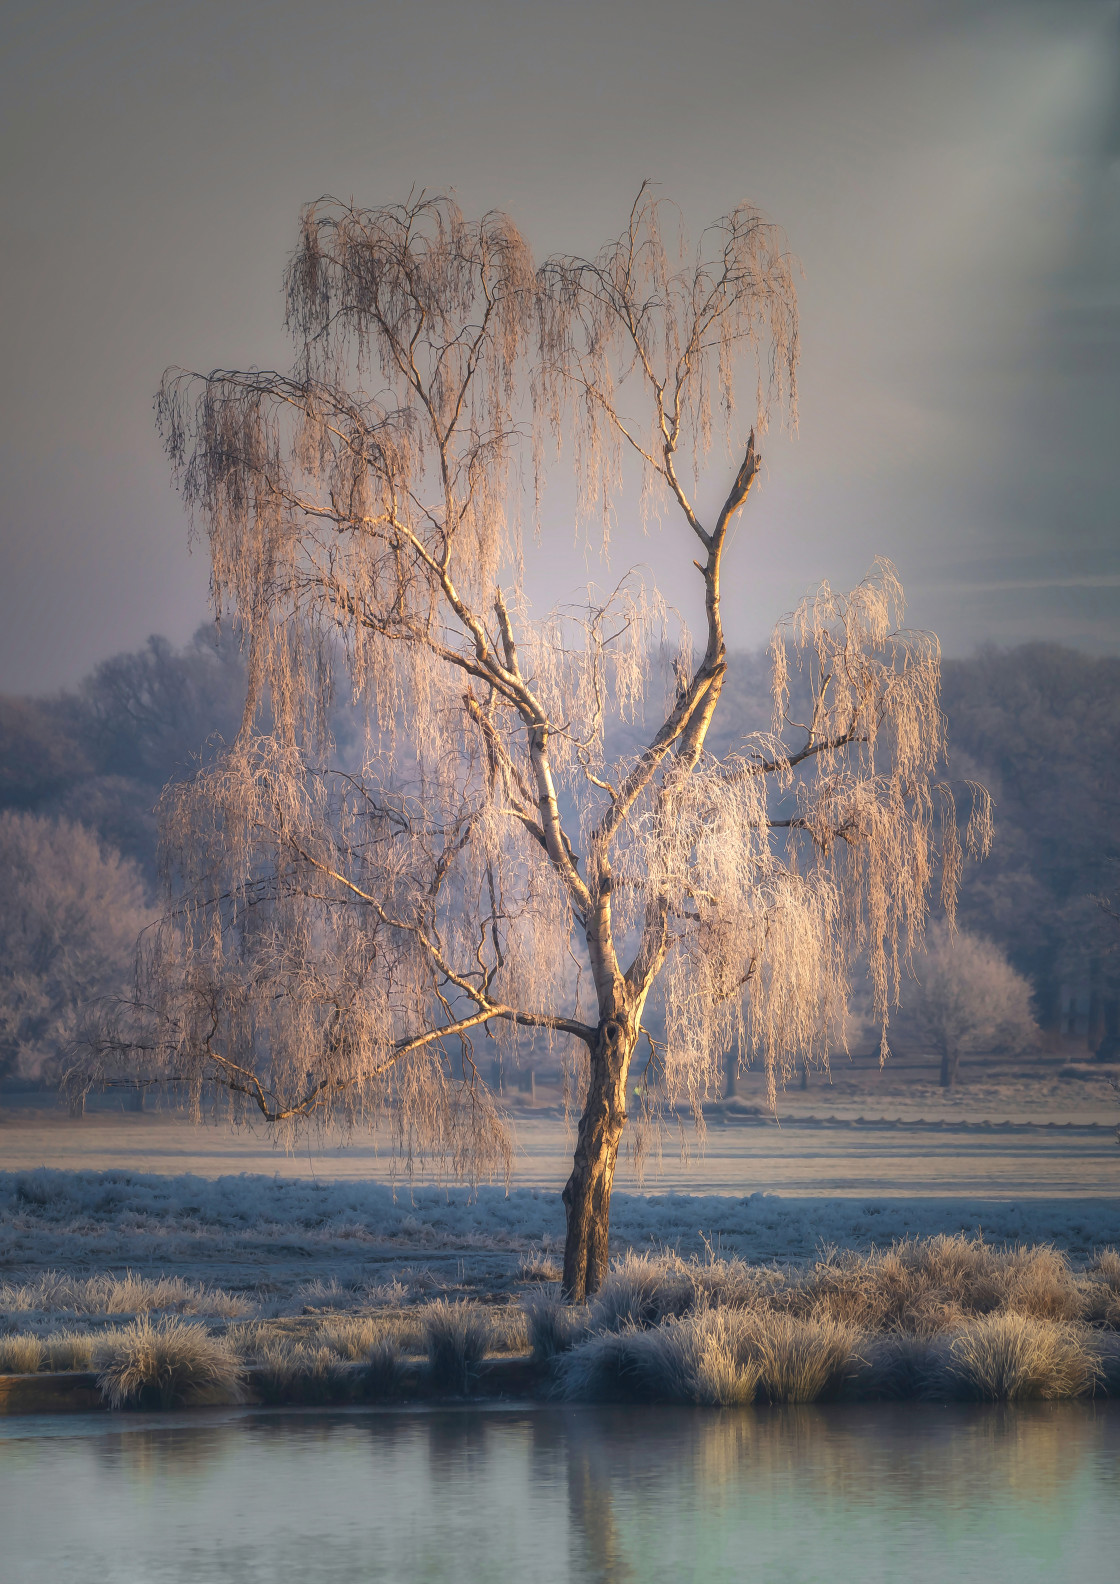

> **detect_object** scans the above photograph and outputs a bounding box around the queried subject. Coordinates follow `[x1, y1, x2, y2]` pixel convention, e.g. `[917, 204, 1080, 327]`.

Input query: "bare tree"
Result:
[899, 922, 1039, 1088]
[91, 190, 988, 1299]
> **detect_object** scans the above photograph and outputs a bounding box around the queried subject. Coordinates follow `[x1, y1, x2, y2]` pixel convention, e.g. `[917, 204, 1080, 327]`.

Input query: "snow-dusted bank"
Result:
[3, 1169, 1120, 1298]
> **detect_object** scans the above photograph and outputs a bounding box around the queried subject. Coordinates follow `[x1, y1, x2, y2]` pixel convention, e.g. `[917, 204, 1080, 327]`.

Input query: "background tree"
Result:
[88, 190, 988, 1300]
[0, 812, 151, 1082]
[896, 922, 1039, 1087]
[0, 626, 249, 880]
[940, 645, 1120, 1039]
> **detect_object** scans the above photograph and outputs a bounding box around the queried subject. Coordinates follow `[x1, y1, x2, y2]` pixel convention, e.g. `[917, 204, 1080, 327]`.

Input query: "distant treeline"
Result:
[0, 631, 1117, 1073]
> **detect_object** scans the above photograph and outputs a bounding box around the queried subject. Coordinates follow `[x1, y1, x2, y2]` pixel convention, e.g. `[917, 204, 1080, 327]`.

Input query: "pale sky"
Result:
[1, 0, 1117, 692]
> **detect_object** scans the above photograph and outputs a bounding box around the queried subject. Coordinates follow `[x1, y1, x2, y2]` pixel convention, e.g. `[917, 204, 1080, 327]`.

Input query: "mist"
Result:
[1, 0, 1117, 691]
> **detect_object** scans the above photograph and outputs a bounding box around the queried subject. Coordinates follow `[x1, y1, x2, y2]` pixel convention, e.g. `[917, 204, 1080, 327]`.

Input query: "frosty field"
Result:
[1, 1072, 1118, 1299]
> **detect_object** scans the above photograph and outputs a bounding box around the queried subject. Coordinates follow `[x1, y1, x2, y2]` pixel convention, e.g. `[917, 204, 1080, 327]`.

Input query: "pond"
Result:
[2, 1402, 1117, 1582]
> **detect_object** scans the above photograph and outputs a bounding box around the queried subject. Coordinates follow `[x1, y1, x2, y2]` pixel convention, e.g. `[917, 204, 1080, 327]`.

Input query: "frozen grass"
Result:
[42, 1331, 97, 1371]
[0, 1334, 45, 1373]
[1083, 1249, 1120, 1327]
[847, 1334, 946, 1400]
[554, 1243, 1116, 1406]
[7, 1170, 1120, 1299]
[946, 1314, 1100, 1401]
[361, 1339, 408, 1400]
[518, 1250, 563, 1283]
[315, 1316, 414, 1360]
[575, 1238, 1120, 1339]
[589, 1250, 781, 1332]
[560, 1308, 855, 1406]
[252, 1341, 355, 1406]
[293, 1277, 412, 1311]
[1094, 1333, 1120, 1395]
[525, 1292, 591, 1360]
[745, 1313, 860, 1404]
[94, 1317, 245, 1409]
[0, 1270, 252, 1323]
[4, 1232, 1119, 1408]
[794, 1236, 1088, 1331]
[422, 1299, 494, 1394]
[0, 1329, 98, 1374]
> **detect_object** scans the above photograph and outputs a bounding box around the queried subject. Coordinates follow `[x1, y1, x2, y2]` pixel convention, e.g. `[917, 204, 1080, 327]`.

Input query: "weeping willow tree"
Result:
[90, 188, 989, 1300]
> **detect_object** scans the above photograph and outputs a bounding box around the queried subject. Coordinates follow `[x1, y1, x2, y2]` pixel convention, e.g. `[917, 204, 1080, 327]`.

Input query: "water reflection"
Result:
[1, 1403, 1116, 1583]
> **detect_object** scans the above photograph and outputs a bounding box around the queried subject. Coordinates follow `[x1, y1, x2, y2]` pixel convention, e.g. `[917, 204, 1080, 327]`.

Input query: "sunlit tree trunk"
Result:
[562, 1011, 638, 1301]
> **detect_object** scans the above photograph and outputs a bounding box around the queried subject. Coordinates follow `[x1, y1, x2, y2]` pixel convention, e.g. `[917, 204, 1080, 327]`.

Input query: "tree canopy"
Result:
[86, 190, 987, 1297]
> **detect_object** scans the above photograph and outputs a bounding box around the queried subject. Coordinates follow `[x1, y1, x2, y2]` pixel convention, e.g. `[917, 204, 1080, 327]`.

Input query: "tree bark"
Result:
[939, 1044, 960, 1088]
[561, 1014, 636, 1301]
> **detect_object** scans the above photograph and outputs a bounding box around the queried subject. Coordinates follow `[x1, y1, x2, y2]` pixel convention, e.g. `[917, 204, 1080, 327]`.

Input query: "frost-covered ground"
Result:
[1, 1063, 1117, 1306]
[3, 1167, 1119, 1307]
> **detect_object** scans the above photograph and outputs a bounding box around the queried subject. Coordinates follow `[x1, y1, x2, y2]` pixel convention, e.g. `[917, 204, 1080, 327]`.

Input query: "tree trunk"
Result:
[1096, 999, 1120, 1063]
[1087, 988, 1103, 1050]
[562, 1015, 636, 1301]
[939, 1044, 960, 1088]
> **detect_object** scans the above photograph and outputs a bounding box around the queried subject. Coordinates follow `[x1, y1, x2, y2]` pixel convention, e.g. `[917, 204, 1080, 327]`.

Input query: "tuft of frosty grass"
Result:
[94, 1317, 245, 1409]
[3, 1167, 1119, 1406]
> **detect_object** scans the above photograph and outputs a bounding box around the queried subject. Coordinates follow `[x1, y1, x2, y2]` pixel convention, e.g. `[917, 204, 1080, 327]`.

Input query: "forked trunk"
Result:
[561, 1015, 637, 1301]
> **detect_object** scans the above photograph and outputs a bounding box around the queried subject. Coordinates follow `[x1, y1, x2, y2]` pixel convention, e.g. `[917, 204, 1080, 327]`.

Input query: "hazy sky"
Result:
[1, 0, 1117, 693]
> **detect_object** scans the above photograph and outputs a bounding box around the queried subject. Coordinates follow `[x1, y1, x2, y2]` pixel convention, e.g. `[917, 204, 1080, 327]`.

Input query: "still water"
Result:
[2, 1403, 1118, 1583]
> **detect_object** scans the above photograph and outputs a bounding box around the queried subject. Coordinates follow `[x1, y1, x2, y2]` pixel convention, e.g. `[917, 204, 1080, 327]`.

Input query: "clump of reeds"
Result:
[252, 1340, 355, 1405]
[792, 1236, 1087, 1333]
[94, 1317, 245, 1409]
[587, 1250, 780, 1333]
[1092, 1332, 1120, 1395]
[556, 1327, 656, 1403]
[0, 1271, 251, 1321]
[42, 1331, 97, 1371]
[360, 1339, 408, 1401]
[846, 1334, 945, 1400]
[745, 1313, 860, 1404]
[524, 1292, 590, 1361]
[560, 1305, 855, 1407]
[0, 1334, 45, 1374]
[518, 1250, 563, 1283]
[639, 1311, 761, 1406]
[945, 1313, 1100, 1401]
[295, 1278, 353, 1311]
[422, 1300, 493, 1394]
[1083, 1249, 1120, 1328]
[315, 1316, 409, 1360]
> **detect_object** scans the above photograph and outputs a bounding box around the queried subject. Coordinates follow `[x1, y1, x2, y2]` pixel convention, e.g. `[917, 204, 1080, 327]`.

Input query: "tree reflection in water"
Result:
[1, 1402, 1116, 1583]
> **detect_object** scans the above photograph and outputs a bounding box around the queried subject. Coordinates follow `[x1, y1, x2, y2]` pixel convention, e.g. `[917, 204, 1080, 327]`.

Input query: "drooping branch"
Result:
[88, 188, 988, 1211]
